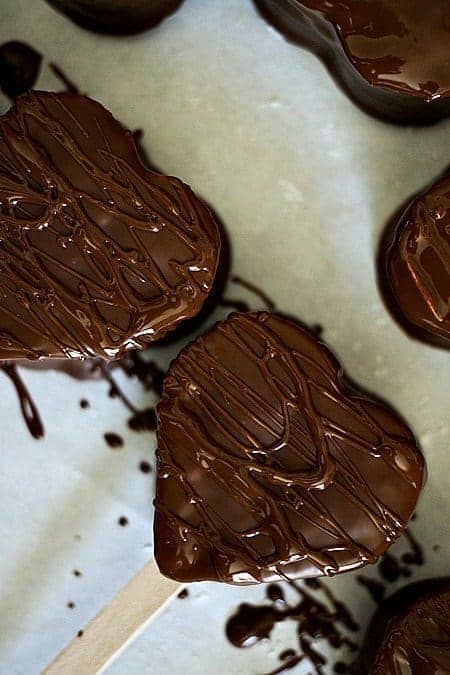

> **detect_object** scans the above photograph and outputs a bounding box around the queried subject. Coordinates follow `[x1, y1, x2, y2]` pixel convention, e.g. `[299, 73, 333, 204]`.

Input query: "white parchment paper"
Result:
[0, 1, 449, 673]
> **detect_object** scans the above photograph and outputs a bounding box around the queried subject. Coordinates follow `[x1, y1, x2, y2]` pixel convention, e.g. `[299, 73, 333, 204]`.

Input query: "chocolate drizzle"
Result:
[0, 91, 221, 360]
[226, 579, 358, 675]
[0, 363, 44, 439]
[154, 312, 425, 584]
[255, 0, 450, 123]
[380, 174, 450, 349]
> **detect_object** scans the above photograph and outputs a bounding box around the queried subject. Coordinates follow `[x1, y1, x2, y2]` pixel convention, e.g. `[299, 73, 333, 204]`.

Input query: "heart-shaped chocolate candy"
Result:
[154, 312, 425, 584]
[0, 91, 221, 360]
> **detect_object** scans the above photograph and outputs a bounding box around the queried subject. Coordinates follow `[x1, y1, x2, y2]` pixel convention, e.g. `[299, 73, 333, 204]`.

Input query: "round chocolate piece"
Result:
[44, 0, 184, 35]
[0, 91, 221, 360]
[154, 312, 425, 584]
[0, 41, 42, 100]
[380, 175, 450, 350]
[254, 0, 450, 124]
[354, 578, 450, 674]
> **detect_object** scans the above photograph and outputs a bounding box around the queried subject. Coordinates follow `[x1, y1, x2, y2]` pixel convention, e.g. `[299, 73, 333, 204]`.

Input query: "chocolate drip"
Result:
[49, 63, 80, 94]
[226, 579, 358, 675]
[0, 42, 42, 100]
[1, 364, 44, 439]
[0, 91, 221, 360]
[155, 312, 425, 584]
[380, 173, 450, 349]
[255, 1, 450, 124]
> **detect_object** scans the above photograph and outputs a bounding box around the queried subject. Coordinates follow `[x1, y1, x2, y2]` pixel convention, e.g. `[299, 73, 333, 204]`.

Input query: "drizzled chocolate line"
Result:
[0, 363, 44, 439]
[0, 91, 221, 360]
[155, 312, 425, 584]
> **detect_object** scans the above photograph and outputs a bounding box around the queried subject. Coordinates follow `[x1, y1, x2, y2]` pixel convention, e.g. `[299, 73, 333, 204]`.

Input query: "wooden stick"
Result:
[43, 560, 181, 675]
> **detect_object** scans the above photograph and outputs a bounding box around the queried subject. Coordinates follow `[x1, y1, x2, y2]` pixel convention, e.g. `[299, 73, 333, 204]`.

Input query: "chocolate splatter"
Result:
[67, 602, 75, 609]
[139, 461, 152, 474]
[357, 524, 425, 603]
[1, 364, 44, 439]
[73, 570, 82, 577]
[226, 580, 358, 675]
[49, 63, 80, 93]
[77, 630, 83, 638]
[0, 41, 42, 99]
[118, 516, 128, 527]
[80, 399, 90, 409]
[104, 432, 124, 449]
[177, 588, 189, 599]
[356, 577, 386, 604]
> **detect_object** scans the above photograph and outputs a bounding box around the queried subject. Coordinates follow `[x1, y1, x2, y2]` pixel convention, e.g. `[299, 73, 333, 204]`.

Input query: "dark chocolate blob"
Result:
[154, 311, 425, 584]
[254, 1, 450, 124]
[380, 173, 450, 349]
[226, 579, 357, 675]
[0, 41, 42, 100]
[353, 578, 450, 674]
[0, 91, 221, 360]
[44, 0, 184, 35]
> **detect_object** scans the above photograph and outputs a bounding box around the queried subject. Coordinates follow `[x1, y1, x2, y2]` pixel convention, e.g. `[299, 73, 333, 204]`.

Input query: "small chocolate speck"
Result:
[433, 544, 440, 552]
[139, 461, 152, 474]
[67, 602, 75, 609]
[177, 588, 189, 599]
[80, 399, 89, 409]
[104, 432, 124, 449]
[311, 323, 324, 337]
[77, 630, 83, 638]
[73, 570, 82, 577]
[118, 516, 129, 527]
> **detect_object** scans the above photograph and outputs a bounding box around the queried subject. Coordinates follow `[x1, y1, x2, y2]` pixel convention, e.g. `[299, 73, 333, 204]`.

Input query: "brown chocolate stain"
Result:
[104, 432, 124, 449]
[118, 516, 128, 527]
[177, 588, 189, 599]
[139, 461, 152, 474]
[226, 579, 358, 675]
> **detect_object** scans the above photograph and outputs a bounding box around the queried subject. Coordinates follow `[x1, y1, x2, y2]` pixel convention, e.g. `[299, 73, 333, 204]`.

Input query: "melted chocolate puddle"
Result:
[226, 579, 358, 675]
[1, 364, 44, 439]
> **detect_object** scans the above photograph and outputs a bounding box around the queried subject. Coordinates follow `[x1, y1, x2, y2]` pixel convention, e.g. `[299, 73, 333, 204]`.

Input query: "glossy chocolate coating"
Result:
[380, 175, 450, 349]
[354, 578, 450, 674]
[154, 312, 425, 584]
[0, 91, 221, 361]
[44, 0, 184, 35]
[255, 0, 450, 124]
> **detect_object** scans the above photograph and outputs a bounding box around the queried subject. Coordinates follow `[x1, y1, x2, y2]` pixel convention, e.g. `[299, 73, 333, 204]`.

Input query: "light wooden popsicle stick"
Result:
[43, 560, 181, 675]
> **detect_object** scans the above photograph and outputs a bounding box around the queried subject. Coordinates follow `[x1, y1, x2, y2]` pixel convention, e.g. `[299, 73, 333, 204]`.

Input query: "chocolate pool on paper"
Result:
[44, 0, 184, 34]
[353, 578, 450, 674]
[0, 91, 221, 361]
[379, 174, 450, 350]
[154, 312, 425, 584]
[254, 0, 450, 124]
